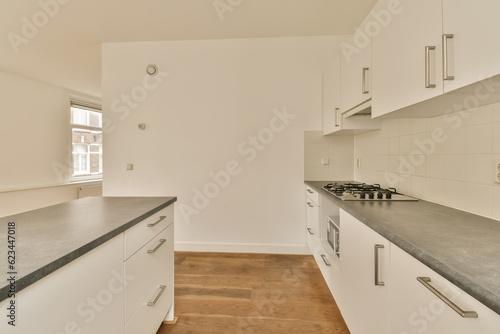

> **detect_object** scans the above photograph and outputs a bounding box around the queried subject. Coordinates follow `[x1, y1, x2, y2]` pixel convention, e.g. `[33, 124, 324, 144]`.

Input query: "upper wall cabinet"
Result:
[323, 53, 342, 135]
[371, 0, 443, 118]
[372, 0, 500, 118]
[442, 0, 500, 93]
[340, 14, 372, 114]
[322, 51, 381, 136]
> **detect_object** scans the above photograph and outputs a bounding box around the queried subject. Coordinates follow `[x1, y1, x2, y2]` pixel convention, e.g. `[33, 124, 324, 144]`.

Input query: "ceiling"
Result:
[0, 0, 377, 97]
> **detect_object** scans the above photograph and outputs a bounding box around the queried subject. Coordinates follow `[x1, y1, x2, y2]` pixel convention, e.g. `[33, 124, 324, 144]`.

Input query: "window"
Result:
[70, 101, 102, 180]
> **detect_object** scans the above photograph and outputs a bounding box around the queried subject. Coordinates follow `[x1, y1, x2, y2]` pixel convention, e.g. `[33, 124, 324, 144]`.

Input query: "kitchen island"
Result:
[305, 180, 500, 316]
[0, 196, 176, 334]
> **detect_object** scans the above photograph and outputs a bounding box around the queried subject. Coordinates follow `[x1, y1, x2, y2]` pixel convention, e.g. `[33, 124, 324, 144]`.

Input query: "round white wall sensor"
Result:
[146, 64, 158, 76]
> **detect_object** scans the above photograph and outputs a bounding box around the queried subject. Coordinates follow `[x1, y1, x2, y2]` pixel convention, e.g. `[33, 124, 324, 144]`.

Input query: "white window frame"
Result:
[70, 99, 103, 182]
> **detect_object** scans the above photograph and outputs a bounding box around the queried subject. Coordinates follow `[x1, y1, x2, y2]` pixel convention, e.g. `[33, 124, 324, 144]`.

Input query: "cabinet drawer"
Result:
[124, 204, 174, 260]
[125, 270, 174, 334]
[125, 224, 174, 321]
[305, 186, 319, 206]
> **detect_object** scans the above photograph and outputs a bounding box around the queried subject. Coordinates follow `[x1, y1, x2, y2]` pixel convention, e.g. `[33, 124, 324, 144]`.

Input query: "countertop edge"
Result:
[305, 181, 500, 316]
[0, 197, 177, 301]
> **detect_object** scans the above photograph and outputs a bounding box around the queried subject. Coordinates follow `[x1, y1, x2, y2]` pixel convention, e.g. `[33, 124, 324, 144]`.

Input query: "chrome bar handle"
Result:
[417, 277, 478, 318]
[425, 46, 436, 88]
[306, 202, 314, 208]
[362, 67, 370, 94]
[148, 215, 166, 227]
[147, 285, 166, 306]
[147, 239, 166, 254]
[442, 34, 455, 81]
[306, 189, 314, 194]
[334, 108, 340, 127]
[374, 244, 385, 286]
[307, 228, 314, 235]
[321, 254, 331, 267]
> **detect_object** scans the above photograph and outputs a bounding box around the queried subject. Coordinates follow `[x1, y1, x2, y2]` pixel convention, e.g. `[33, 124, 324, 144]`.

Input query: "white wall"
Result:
[304, 131, 354, 181]
[0, 71, 100, 217]
[355, 103, 500, 221]
[102, 36, 343, 253]
[0, 71, 69, 190]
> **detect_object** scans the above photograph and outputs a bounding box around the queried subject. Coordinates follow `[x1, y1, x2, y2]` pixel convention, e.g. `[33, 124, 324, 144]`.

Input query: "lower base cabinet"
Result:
[0, 204, 175, 334]
[390, 244, 500, 334]
[0, 234, 125, 334]
[307, 232, 341, 304]
[307, 203, 500, 334]
[340, 209, 390, 334]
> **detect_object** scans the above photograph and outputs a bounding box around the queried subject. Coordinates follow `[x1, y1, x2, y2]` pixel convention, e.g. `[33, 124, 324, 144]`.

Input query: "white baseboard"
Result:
[174, 242, 310, 255]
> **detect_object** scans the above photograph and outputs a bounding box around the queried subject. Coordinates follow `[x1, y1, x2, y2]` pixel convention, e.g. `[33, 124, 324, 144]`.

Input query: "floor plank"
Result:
[157, 252, 350, 334]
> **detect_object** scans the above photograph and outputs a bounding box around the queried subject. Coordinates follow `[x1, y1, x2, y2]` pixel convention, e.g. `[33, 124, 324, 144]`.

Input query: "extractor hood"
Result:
[343, 98, 372, 118]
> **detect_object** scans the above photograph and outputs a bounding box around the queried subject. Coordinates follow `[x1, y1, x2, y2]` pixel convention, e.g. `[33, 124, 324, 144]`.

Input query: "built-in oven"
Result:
[327, 215, 340, 258]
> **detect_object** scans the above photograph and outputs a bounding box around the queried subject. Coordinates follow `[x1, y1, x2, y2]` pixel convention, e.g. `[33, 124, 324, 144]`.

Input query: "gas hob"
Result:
[322, 182, 418, 201]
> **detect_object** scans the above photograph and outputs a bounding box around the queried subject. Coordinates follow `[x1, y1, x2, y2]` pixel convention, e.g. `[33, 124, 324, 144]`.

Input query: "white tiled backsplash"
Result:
[355, 103, 500, 220]
[305, 103, 500, 220]
[304, 131, 354, 181]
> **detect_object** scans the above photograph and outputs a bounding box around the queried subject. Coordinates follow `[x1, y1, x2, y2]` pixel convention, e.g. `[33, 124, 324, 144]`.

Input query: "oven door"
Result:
[327, 216, 340, 258]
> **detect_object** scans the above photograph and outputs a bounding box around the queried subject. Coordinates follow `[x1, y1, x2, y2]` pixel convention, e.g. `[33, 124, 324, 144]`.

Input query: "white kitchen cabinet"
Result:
[340, 209, 390, 334]
[125, 223, 174, 334]
[340, 14, 372, 114]
[371, 0, 443, 118]
[322, 53, 342, 135]
[307, 232, 341, 304]
[0, 203, 176, 334]
[390, 244, 500, 334]
[0, 235, 125, 334]
[124, 205, 174, 260]
[125, 223, 174, 321]
[442, 0, 500, 93]
[323, 52, 381, 135]
[305, 186, 320, 238]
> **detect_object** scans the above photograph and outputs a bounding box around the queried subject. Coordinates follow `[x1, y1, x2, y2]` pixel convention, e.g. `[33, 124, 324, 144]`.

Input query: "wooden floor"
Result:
[156, 252, 349, 334]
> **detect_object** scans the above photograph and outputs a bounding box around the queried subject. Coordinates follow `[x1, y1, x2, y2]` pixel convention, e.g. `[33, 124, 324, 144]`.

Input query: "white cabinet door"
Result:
[390, 244, 500, 334]
[442, 0, 500, 93]
[340, 209, 390, 334]
[305, 186, 320, 237]
[340, 14, 372, 114]
[306, 196, 320, 237]
[323, 53, 342, 135]
[371, 0, 443, 118]
[0, 235, 124, 334]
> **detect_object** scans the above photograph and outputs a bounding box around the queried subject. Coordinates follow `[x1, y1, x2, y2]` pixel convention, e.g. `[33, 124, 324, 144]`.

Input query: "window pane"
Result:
[71, 107, 102, 128]
[73, 144, 88, 154]
[73, 154, 88, 174]
[88, 110, 102, 127]
[70, 103, 102, 178]
[71, 108, 87, 126]
[90, 145, 101, 153]
[89, 153, 101, 174]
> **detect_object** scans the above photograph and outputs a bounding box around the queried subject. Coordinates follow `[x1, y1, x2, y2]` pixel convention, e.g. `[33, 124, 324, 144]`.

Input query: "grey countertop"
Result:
[305, 181, 500, 316]
[0, 196, 176, 302]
